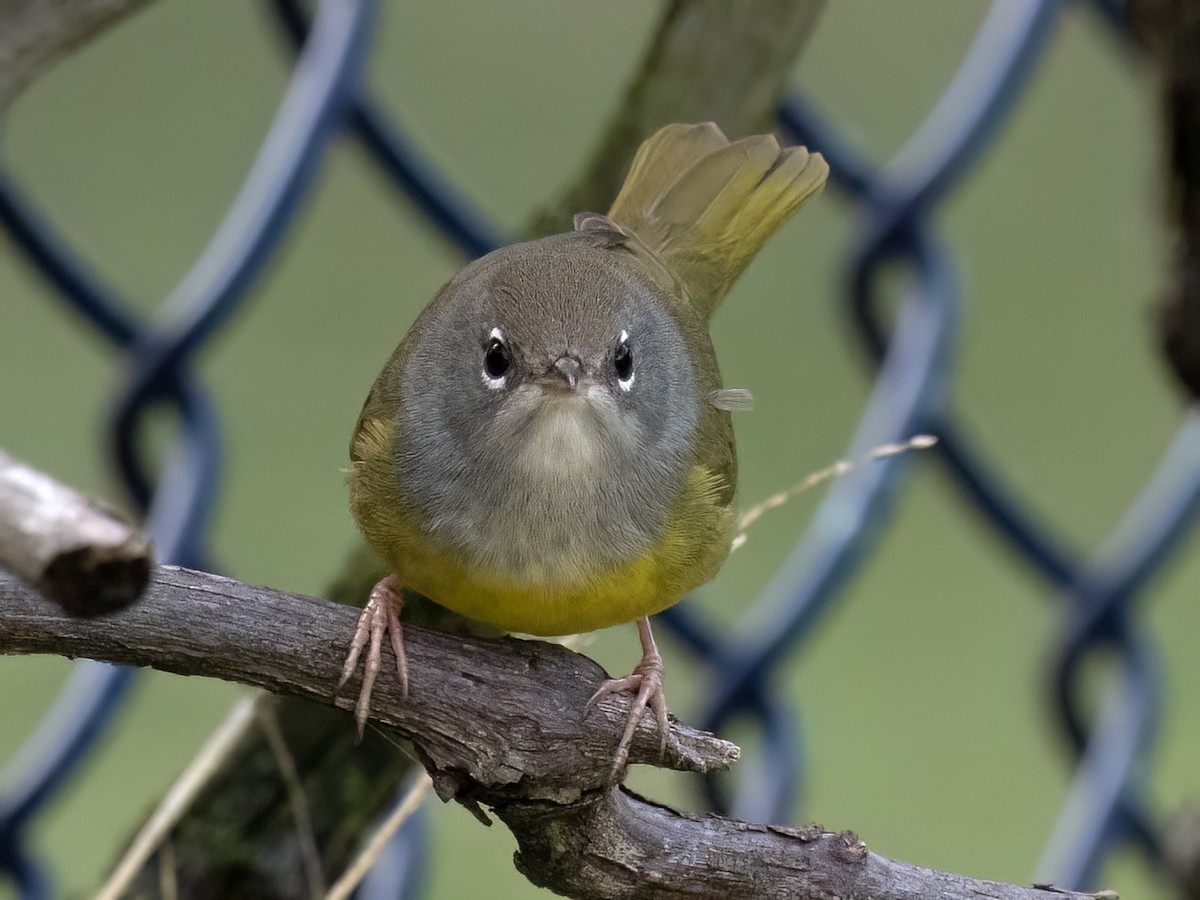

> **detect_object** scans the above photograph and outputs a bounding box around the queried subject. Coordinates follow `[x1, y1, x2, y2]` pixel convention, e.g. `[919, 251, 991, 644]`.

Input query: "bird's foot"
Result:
[585, 617, 669, 782]
[337, 574, 407, 739]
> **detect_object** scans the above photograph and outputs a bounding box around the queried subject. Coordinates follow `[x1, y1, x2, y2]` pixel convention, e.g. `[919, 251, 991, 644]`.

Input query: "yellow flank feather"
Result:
[607, 122, 829, 319]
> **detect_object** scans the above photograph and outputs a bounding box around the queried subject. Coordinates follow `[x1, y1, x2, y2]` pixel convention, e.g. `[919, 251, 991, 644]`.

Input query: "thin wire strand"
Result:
[324, 773, 434, 900]
[95, 694, 261, 900]
[256, 701, 326, 900]
[732, 435, 938, 549]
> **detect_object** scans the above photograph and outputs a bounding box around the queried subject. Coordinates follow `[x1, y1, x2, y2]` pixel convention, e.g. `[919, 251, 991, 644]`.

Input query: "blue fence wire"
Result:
[1, 0, 1194, 896]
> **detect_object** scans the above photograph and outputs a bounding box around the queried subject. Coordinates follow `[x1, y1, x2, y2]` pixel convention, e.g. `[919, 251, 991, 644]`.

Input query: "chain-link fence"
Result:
[2, 1, 1196, 897]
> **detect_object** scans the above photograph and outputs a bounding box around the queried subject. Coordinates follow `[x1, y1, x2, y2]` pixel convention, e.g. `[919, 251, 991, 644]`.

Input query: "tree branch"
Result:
[1165, 803, 1200, 899]
[1, 569, 1113, 900]
[1, 567, 734, 801]
[526, 0, 826, 236]
[0, 0, 159, 112]
[1129, 0, 1200, 401]
[0, 448, 151, 615]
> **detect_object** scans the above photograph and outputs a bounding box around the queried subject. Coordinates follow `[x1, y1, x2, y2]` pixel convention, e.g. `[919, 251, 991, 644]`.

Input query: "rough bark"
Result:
[1165, 804, 1200, 899]
[1129, 0, 1200, 400]
[0, 448, 151, 615]
[0, 0, 158, 112]
[0, 568, 1114, 900]
[525, 0, 826, 236]
[1, 567, 736, 795]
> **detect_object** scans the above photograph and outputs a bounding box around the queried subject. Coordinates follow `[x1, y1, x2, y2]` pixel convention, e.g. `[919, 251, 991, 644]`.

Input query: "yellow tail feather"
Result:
[607, 122, 828, 319]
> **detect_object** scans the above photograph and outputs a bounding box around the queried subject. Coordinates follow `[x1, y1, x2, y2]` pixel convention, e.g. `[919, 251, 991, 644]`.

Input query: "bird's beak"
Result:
[540, 355, 583, 393]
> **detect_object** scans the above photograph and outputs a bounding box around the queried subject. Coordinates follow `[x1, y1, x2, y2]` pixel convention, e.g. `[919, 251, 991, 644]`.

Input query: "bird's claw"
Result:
[337, 574, 407, 739]
[587, 637, 669, 783]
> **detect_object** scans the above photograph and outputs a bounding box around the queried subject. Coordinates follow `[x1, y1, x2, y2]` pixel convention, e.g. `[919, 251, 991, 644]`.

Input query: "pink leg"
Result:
[585, 616, 669, 781]
[337, 574, 407, 739]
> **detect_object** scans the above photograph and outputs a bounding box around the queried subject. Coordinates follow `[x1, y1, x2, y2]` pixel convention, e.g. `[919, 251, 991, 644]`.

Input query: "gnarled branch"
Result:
[526, 0, 826, 235]
[0, 448, 151, 615]
[1, 568, 1113, 900]
[0, 0, 159, 112]
[1129, 0, 1200, 400]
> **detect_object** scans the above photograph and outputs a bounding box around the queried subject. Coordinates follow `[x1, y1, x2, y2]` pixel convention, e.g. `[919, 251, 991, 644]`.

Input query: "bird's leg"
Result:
[585, 616, 669, 781]
[337, 573, 407, 739]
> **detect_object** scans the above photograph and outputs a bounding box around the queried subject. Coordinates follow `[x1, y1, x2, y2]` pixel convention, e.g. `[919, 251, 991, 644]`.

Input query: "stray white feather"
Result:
[709, 388, 755, 412]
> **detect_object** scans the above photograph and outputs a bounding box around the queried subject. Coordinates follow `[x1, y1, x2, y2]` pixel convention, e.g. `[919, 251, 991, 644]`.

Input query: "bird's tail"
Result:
[606, 122, 828, 319]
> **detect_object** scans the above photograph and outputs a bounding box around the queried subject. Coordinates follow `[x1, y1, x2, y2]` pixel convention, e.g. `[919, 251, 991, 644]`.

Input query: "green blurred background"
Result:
[1, 1, 1196, 897]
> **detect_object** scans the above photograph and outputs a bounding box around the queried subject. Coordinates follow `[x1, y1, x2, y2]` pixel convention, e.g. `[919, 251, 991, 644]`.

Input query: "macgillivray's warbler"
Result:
[340, 122, 828, 776]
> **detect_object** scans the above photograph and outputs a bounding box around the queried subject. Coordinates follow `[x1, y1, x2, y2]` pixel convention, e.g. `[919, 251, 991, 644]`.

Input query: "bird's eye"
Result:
[483, 332, 512, 386]
[614, 332, 634, 388]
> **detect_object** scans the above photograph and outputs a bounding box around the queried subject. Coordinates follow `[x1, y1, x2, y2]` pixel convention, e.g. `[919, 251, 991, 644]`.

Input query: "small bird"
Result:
[342, 122, 828, 776]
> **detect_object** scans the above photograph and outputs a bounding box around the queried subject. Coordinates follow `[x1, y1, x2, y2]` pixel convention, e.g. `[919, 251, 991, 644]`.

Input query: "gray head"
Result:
[393, 227, 711, 582]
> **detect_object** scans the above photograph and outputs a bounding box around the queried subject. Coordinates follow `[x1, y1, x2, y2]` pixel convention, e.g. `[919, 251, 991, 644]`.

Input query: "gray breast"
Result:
[401, 388, 688, 588]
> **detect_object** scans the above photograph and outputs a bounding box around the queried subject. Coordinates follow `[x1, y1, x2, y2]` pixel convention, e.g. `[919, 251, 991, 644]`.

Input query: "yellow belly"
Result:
[398, 540, 678, 636]
[377, 480, 731, 635]
[349, 418, 734, 635]
[349, 417, 734, 635]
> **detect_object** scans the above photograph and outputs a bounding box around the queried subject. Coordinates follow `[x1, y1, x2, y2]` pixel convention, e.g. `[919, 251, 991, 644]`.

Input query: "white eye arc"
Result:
[614, 329, 634, 391]
[482, 326, 511, 389]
